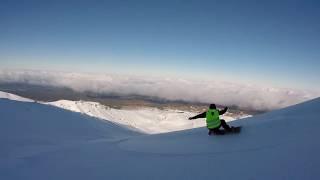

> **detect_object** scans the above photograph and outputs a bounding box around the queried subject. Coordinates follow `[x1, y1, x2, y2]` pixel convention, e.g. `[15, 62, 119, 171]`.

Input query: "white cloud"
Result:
[0, 69, 319, 111]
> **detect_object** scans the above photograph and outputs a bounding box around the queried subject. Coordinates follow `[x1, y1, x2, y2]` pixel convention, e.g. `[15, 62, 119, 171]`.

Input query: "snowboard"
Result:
[213, 126, 242, 135]
[227, 126, 241, 134]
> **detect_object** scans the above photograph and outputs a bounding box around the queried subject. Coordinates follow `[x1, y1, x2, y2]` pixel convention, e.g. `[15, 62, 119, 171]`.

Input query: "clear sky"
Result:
[1, 0, 320, 91]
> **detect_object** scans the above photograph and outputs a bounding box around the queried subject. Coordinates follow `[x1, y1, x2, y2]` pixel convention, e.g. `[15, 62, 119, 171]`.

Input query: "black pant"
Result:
[208, 120, 232, 135]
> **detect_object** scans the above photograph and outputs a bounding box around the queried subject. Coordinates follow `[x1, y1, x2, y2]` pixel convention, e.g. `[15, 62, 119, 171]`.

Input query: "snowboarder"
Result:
[188, 104, 235, 135]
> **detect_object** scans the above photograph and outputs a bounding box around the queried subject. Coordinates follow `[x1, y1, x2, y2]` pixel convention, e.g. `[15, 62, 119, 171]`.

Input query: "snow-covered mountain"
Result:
[45, 100, 203, 134]
[0, 91, 34, 102]
[44, 99, 249, 134]
[0, 91, 250, 134]
[1, 91, 320, 180]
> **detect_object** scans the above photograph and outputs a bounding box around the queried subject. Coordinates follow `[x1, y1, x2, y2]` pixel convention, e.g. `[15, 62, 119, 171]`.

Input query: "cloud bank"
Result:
[0, 69, 319, 111]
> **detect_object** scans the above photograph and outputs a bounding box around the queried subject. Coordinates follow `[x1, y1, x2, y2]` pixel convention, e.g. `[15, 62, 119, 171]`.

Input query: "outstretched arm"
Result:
[219, 107, 228, 115]
[189, 112, 206, 120]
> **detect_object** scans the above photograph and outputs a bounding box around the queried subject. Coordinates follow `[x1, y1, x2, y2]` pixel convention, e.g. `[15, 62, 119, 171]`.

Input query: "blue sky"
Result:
[1, 0, 320, 91]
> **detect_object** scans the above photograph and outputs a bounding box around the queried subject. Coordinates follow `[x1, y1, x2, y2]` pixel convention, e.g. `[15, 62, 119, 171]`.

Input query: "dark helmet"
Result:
[209, 104, 216, 109]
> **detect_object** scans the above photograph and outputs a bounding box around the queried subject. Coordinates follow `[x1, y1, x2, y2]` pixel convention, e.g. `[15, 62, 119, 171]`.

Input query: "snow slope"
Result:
[44, 99, 247, 134]
[1, 92, 320, 180]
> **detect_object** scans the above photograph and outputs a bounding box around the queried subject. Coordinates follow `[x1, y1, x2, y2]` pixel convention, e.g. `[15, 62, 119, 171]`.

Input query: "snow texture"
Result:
[1, 92, 320, 180]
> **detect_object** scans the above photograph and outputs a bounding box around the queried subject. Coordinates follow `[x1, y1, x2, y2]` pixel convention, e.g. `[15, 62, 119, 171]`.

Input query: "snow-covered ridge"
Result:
[0, 91, 250, 134]
[45, 99, 249, 134]
[0, 91, 34, 102]
[45, 100, 201, 134]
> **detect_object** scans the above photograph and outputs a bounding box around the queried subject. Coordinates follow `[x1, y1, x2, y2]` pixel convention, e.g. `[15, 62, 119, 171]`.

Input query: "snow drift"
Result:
[0, 93, 320, 180]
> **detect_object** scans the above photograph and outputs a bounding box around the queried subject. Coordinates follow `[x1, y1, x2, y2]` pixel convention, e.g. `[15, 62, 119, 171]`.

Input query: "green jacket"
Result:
[206, 109, 221, 129]
[189, 107, 228, 128]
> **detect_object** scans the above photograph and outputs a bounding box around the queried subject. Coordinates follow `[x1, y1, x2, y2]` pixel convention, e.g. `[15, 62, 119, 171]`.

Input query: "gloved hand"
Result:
[188, 117, 193, 120]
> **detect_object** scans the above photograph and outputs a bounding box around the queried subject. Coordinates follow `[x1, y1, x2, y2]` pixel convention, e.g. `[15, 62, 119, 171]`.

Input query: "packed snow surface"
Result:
[1, 91, 320, 180]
